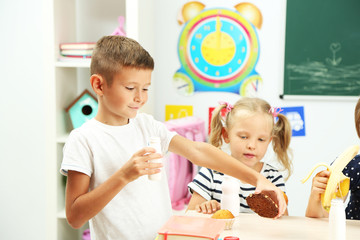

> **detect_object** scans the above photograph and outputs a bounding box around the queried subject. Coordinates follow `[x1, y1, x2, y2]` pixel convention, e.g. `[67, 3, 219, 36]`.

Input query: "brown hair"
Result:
[209, 97, 293, 180]
[355, 98, 360, 138]
[90, 35, 154, 86]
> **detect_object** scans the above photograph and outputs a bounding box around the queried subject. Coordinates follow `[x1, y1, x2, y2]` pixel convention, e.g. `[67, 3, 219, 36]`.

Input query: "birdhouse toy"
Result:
[66, 90, 98, 129]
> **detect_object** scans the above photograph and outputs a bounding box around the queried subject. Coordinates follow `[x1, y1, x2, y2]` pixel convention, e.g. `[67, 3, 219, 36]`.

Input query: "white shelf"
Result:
[55, 59, 91, 68]
[57, 209, 66, 219]
[57, 134, 69, 144]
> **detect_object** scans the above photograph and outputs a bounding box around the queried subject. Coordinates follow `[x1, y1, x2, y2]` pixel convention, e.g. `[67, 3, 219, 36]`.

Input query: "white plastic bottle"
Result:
[221, 175, 240, 216]
[329, 198, 346, 240]
[147, 136, 163, 181]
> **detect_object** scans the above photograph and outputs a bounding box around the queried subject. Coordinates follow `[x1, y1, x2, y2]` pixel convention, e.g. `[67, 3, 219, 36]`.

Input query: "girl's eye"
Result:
[126, 87, 134, 90]
[240, 136, 247, 139]
[259, 138, 265, 142]
[143, 88, 149, 91]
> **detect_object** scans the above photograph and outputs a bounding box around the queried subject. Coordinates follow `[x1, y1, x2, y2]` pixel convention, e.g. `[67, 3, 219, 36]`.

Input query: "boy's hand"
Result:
[311, 170, 331, 201]
[254, 176, 287, 218]
[120, 147, 163, 182]
[195, 200, 221, 214]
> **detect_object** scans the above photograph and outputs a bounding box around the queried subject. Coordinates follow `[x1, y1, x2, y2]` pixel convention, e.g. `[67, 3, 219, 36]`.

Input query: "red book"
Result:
[157, 216, 225, 240]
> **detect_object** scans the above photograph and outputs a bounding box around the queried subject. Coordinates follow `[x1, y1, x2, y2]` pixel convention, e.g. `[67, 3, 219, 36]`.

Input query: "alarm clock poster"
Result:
[173, 1, 263, 97]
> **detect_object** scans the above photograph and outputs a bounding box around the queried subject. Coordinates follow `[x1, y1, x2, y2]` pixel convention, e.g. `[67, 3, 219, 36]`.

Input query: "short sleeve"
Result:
[263, 164, 286, 193]
[188, 167, 215, 201]
[343, 155, 360, 192]
[60, 130, 93, 177]
[137, 113, 177, 154]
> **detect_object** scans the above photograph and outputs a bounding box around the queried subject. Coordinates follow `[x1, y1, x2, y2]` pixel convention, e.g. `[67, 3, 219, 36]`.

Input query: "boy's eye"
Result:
[143, 88, 149, 91]
[126, 87, 134, 90]
[240, 136, 247, 139]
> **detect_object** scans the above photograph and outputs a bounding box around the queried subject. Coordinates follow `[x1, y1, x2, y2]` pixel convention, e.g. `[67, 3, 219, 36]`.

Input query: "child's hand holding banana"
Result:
[302, 145, 360, 211]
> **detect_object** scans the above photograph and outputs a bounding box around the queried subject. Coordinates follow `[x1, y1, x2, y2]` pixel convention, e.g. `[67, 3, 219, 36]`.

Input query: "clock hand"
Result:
[215, 15, 221, 50]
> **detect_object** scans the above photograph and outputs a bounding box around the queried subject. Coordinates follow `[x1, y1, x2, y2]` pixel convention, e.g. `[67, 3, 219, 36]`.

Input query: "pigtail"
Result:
[272, 113, 293, 180]
[355, 98, 360, 138]
[209, 105, 227, 148]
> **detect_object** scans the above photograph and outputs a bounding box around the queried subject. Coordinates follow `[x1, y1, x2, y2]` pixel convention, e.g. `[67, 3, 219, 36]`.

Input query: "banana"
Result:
[301, 145, 360, 212]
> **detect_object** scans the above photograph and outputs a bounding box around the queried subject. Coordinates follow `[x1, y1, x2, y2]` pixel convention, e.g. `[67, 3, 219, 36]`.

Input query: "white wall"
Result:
[0, 0, 47, 239]
[152, 0, 359, 216]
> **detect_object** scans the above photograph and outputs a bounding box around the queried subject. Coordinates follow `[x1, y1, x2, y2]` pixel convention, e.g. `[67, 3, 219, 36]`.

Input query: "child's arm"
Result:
[168, 135, 287, 217]
[305, 170, 330, 218]
[65, 147, 162, 228]
[187, 191, 221, 214]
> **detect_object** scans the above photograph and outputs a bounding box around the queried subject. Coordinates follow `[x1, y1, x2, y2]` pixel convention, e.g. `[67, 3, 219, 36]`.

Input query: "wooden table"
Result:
[185, 211, 360, 240]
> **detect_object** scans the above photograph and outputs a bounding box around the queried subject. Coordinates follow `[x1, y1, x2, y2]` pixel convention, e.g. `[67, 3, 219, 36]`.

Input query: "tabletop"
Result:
[185, 211, 360, 240]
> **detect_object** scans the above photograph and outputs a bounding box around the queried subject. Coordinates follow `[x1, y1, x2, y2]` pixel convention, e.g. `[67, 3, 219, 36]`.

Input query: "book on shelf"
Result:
[60, 49, 94, 56]
[59, 55, 91, 59]
[156, 215, 225, 240]
[59, 42, 96, 50]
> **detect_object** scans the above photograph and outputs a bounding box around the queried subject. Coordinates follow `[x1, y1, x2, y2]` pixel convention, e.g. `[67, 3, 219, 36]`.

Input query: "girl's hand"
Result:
[311, 170, 331, 201]
[120, 147, 163, 182]
[195, 200, 221, 214]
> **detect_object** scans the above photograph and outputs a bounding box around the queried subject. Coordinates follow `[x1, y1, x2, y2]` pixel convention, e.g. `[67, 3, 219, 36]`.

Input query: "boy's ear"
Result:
[222, 127, 230, 143]
[90, 74, 104, 96]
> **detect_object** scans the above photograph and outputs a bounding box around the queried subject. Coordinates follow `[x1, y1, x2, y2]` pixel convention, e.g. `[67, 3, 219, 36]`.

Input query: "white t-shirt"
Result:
[188, 163, 286, 213]
[61, 113, 177, 240]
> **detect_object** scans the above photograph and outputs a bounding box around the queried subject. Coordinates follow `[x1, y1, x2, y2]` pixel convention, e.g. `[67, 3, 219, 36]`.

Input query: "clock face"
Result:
[173, 72, 194, 96]
[240, 74, 263, 97]
[177, 8, 259, 89]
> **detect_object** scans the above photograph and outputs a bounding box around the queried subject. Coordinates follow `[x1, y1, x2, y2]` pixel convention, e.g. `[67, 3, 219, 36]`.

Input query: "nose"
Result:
[134, 89, 142, 103]
[246, 139, 256, 150]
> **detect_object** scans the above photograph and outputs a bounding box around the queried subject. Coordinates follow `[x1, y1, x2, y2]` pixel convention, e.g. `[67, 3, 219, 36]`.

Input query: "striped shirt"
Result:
[188, 163, 286, 213]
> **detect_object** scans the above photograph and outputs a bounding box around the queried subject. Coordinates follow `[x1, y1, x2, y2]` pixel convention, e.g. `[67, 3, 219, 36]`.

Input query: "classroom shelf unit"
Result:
[45, 0, 155, 239]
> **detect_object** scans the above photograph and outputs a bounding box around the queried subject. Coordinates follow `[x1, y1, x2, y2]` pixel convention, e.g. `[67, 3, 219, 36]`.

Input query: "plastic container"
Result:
[221, 175, 240, 217]
[148, 136, 163, 181]
[329, 198, 346, 240]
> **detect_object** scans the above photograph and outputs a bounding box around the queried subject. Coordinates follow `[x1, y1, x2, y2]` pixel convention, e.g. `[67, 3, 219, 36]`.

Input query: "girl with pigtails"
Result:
[187, 97, 293, 215]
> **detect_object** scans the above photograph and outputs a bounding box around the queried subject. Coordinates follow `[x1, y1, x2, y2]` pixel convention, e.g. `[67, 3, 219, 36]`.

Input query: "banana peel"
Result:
[301, 145, 359, 212]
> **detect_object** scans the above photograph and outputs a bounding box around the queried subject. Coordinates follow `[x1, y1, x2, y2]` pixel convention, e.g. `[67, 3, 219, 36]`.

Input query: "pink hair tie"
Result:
[218, 101, 233, 112]
[269, 106, 283, 117]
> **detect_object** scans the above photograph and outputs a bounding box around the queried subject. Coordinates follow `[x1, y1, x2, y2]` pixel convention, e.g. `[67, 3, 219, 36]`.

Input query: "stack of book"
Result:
[59, 42, 96, 61]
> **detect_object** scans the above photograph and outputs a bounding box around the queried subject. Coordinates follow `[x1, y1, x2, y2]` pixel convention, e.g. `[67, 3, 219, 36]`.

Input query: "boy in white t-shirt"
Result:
[60, 35, 287, 240]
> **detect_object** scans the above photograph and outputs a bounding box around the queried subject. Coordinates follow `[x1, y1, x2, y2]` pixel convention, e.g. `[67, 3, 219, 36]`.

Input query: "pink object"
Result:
[218, 101, 234, 111]
[158, 216, 225, 239]
[111, 16, 126, 36]
[269, 106, 283, 117]
[164, 117, 206, 210]
[82, 229, 90, 240]
[224, 237, 240, 240]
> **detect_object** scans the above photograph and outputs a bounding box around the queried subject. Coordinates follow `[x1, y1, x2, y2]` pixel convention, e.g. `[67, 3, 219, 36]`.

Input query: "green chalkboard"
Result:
[283, 0, 360, 96]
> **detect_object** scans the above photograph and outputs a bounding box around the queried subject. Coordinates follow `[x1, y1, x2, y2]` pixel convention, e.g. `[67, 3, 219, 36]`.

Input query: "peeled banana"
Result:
[301, 145, 360, 211]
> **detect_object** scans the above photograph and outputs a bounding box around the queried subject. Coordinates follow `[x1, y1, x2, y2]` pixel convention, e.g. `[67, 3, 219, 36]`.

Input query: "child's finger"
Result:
[205, 202, 213, 214]
[210, 201, 219, 212]
[146, 161, 163, 169]
[146, 168, 161, 176]
[201, 203, 209, 214]
[135, 147, 157, 157]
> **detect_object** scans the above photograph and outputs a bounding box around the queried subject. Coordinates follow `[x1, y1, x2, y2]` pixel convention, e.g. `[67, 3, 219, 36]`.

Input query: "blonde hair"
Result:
[90, 35, 154, 86]
[209, 97, 293, 180]
[355, 98, 360, 138]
